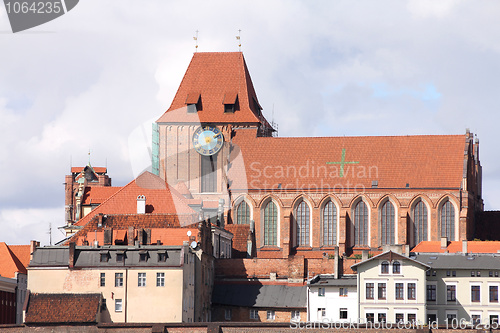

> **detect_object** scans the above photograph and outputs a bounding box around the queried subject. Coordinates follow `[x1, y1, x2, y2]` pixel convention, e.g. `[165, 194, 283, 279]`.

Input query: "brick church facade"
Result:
[153, 52, 483, 258]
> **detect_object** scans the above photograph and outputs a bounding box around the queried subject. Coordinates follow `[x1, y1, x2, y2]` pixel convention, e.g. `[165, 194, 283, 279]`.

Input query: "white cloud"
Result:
[1, 0, 500, 245]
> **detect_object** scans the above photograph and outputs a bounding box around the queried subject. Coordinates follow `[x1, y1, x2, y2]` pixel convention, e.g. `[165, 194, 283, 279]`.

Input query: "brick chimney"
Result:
[29, 240, 40, 262]
[137, 195, 146, 214]
[462, 240, 468, 254]
[441, 237, 448, 249]
[68, 242, 76, 268]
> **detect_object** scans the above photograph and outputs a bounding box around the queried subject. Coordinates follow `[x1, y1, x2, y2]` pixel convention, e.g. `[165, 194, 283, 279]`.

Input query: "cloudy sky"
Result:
[1, 0, 500, 245]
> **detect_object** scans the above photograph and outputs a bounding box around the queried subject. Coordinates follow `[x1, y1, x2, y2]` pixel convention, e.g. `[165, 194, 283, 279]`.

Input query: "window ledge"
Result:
[258, 247, 281, 251]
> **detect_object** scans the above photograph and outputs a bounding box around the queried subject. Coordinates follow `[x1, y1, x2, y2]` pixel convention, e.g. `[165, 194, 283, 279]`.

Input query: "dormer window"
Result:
[186, 92, 201, 113]
[392, 261, 401, 274]
[223, 92, 238, 113]
[139, 250, 149, 262]
[116, 251, 125, 262]
[99, 251, 109, 262]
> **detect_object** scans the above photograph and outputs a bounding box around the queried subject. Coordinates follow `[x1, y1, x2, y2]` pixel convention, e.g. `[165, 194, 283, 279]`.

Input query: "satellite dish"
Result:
[187, 230, 192, 237]
[190, 241, 197, 249]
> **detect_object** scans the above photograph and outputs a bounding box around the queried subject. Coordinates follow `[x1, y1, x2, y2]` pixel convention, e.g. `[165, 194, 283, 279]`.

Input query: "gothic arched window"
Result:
[296, 201, 310, 246]
[236, 201, 250, 225]
[413, 200, 428, 245]
[441, 200, 455, 241]
[263, 201, 277, 246]
[380, 201, 395, 245]
[354, 201, 368, 246]
[323, 200, 337, 246]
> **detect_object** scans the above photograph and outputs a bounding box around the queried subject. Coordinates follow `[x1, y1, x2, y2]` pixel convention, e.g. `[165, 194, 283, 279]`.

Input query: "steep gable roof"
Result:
[0, 242, 28, 278]
[73, 171, 196, 228]
[228, 128, 468, 190]
[157, 52, 266, 125]
[24, 293, 101, 324]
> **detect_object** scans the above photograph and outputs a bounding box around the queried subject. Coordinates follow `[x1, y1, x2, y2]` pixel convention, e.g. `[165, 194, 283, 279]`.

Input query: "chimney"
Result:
[97, 213, 105, 228]
[128, 227, 134, 245]
[441, 237, 448, 249]
[334, 247, 340, 279]
[462, 240, 468, 254]
[362, 250, 369, 262]
[29, 240, 39, 262]
[137, 195, 146, 214]
[68, 242, 76, 268]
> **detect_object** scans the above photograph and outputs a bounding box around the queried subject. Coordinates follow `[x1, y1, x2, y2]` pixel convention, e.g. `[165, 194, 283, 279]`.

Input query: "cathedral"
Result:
[151, 51, 483, 257]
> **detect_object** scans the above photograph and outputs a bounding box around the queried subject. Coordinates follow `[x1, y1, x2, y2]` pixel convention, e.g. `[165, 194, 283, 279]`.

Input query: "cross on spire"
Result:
[193, 30, 199, 52]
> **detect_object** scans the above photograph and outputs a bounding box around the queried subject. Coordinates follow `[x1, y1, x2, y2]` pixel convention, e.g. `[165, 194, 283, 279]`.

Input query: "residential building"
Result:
[307, 274, 358, 322]
[414, 253, 500, 327]
[352, 251, 429, 325]
[0, 241, 33, 324]
[27, 243, 199, 323]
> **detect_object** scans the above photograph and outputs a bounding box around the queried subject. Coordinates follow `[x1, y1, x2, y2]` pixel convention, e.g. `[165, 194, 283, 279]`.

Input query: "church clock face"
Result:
[192, 125, 224, 156]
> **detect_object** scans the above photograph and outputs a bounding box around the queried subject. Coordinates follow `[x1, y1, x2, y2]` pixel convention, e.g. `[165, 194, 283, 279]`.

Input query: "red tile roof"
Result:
[82, 186, 121, 205]
[228, 128, 468, 190]
[69, 214, 198, 246]
[73, 171, 196, 228]
[71, 166, 107, 174]
[24, 293, 101, 324]
[412, 241, 500, 254]
[156, 52, 267, 125]
[225, 224, 250, 258]
[0, 242, 29, 278]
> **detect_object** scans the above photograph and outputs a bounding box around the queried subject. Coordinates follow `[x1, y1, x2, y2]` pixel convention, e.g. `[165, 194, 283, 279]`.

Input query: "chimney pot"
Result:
[441, 237, 448, 249]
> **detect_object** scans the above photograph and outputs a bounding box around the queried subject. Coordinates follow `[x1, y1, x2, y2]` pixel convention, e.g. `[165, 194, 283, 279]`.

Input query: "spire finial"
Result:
[193, 30, 199, 52]
[236, 29, 241, 51]
[88, 149, 91, 165]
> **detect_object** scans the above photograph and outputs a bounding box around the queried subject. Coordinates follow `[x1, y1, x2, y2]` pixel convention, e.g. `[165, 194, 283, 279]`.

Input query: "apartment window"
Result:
[471, 271, 475, 277]
[447, 285, 456, 302]
[115, 273, 123, 287]
[396, 313, 404, 323]
[408, 283, 416, 300]
[490, 315, 499, 326]
[339, 287, 348, 297]
[496, 271, 499, 277]
[490, 271, 494, 277]
[366, 313, 374, 323]
[378, 313, 386, 323]
[393, 261, 401, 274]
[472, 315, 481, 325]
[452, 271, 456, 277]
[138, 272, 146, 287]
[291, 310, 300, 321]
[490, 286, 499, 303]
[100, 272, 105, 287]
[426, 270, 430, 276]
[378, 283, 386, 300]
[471, 285, 481, 302]
[432, 270, 436, 276]
[100, 298, 106, 311]
[225, 309, 231, 320]
[250, 309, 259, 320]
[395, 283, 404, 300]
[115, 299, 122, 312]
[381, 261, 389, 274]
[427, 285, 436, 301]
[446, 270, 451, 277]
[447, 313, 457, 321]
[318, 287, 325, 297]
[156, 272, 165, 287]
[407, 313, 416, 323]
[267, 310, 275, 321]
[340, 308, 348, 319]
[366, 283, 374, 299]
[317, 308, 325, 320]
[477, 271, 481, 277]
